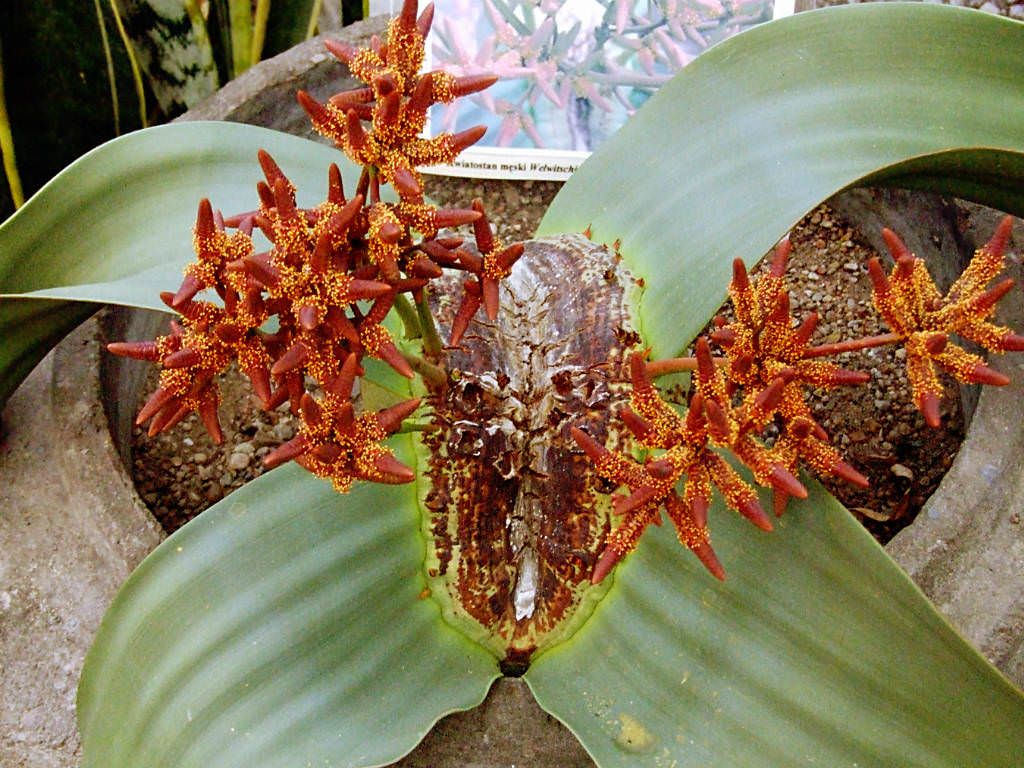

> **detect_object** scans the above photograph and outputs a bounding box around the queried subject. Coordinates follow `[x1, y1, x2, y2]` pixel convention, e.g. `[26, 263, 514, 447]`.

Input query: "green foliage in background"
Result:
[0, 0, 340, 221]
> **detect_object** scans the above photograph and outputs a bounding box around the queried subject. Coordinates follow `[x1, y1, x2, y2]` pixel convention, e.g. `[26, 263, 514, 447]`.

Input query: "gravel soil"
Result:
[130, 178, 964, 540]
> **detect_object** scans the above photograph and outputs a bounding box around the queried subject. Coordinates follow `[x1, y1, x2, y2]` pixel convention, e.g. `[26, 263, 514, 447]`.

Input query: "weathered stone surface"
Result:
[0, 322, 163, 767]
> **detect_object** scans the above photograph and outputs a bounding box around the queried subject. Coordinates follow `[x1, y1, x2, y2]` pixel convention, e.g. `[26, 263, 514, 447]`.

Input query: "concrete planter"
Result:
[2, 16, 1022, 768]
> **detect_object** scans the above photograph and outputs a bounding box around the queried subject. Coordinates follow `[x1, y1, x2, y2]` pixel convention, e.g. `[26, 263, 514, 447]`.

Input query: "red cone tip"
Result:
[136, 387, 176, 425]
[689, 494, 709, 529]
[106, 341, 160, 361]
[299, 392, 323, 426]
[975, 277, 1016, 311]
[620, 407, 654, 441]
[773, 490, 791, 518]
[833, 461, 870, 488]
[983, 215, 1015, 258]
[612, 486, 660, 517]
[434, 208, 481, 227]
[198, 397, 224, 444]
[918, 391, 942, 428]
[172, 274, 203, 310]
[1000, 332, 1024, 351]
[256, 150, 288, 187]
[296, 90, 331, 122]
[738, 497, 773, 531]
[263, 436, 309, 469]
[881, 228, 912, 262]
[570, 426, 610, 463]
[794, 311, 818, 342]
[449, 289, 481, 347]
[323, 39, 358, 64]
[731, 258, 750, 290]
[162, 348, 202, 369]
[325, 352, 361, 399]
[398, 0, 419, 27]
[497, 242, 526, 270]
[831, 369, 871, 386]
[770, 237, 792, 277]
[866, 257, 889, 293]
[378, 341, 415, 379]
[270, 341, 310, 376]
[453, 73, 500, 98]
[373, 453, 416, 484]
[243, 364, 273, 408]
[195, 198, 216, 237]
[392, 166, 422, 200]
[691, 540, 726, 581]
[417, 2, 435, 36]
[408, 256, 443, 279]
[591, 546, 624, 584]
[968, 364, 1010, 387]
[769, 465, 808, 499]
[452, 125, 487, 153]
[482, 277, 500, 321]
[377, 398, 422, 433]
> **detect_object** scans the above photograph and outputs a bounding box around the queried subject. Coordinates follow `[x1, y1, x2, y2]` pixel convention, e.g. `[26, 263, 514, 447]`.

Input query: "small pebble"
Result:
[205, 482, 224, 503]
[272, 421, 296, 441]
[228, 452, 251, 470]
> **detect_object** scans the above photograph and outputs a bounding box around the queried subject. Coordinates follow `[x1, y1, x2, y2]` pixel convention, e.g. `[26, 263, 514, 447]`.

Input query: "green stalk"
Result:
[108, 0, 148, 127]
[396, 421, 438, 434]
[251, 0, 271, 65]
[305, 0, 323, 38]
[0, 40, 24, 209]
[229, 0, 254, 76]
[415, 289, 443, 358]
[400, 351, 447, 388]
[93, 0, 121, 135]
[393, 293, 422, 340]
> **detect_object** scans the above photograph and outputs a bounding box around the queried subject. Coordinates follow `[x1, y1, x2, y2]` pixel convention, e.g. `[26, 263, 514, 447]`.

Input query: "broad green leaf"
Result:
[0, 122, 346, 407]
[526, 482, 1024, 767]
[78, 456, 499, 768]
[538, 4, 1024, 359]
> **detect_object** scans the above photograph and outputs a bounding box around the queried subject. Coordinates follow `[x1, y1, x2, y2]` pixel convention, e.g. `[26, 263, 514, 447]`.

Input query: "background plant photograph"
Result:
[426, 0, 780, 177]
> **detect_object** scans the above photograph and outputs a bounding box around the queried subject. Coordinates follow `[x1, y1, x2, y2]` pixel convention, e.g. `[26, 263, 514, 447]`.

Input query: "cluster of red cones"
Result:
[108, 0, 521, 493]
[575, 220, 1022, 583]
